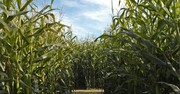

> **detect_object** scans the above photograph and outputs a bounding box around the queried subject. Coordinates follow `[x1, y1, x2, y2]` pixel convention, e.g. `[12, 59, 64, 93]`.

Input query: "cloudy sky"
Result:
[35, 0, 124, 39]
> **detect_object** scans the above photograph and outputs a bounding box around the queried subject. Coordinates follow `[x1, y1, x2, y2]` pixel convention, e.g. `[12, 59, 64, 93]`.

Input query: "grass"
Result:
[0, 0, 180, 94]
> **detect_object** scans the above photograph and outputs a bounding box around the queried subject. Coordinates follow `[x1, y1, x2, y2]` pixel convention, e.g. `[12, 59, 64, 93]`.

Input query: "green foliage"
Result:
[96, 0, 180, 93]
[0, 0, 179, 94]
[0, 0, 73, 93]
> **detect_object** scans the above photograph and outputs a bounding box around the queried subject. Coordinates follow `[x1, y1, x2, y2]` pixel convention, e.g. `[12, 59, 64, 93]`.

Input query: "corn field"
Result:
[0, 0, 180, 94]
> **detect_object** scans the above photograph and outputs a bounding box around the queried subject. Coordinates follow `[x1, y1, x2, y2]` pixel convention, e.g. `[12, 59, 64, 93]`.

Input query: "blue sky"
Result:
[35, 0, 124, 39]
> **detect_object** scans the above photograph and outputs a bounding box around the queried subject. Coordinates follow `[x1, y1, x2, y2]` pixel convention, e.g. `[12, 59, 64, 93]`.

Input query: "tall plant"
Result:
[0, 0, 73, 93]
[97, 0, 180, 93]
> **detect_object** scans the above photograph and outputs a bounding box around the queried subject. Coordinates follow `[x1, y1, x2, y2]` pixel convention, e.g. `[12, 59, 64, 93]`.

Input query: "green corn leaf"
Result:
[33, 53, 53, 63]
[33, 46, 49, 52]
[28, 23, 56, 37]
[161, 1, 170, 15]
[130, 0, 137, 5]
[5, 0, 12, 10]
[28, 28, 45, 37]
[20, 0, 33, 11]
[5, 11, 29, 22]
[0, 19, 11, 37]
[0, 72, 8, 77]
[0, 2, 6, 10]
[10, 1, 16, 9]
[19, 80, 35, 91]
[16, 0, 22, 9]
[95, 34, 114, 41]
[172, 46, 180, 55]
[49, 13, 55, 22]
[157, 19, 166, 30]
[17, 29, 29, 44]
[158, 82, 180, 94]
[141, 51, 167, 65]
[163, 18, 176, 28]
[51, 0, 54, 5]
[121, 30, 155, 48]
[56, 22, 69, 27]
[39, 5, 51, 14]
[163, 54, 180, 78]
[0, 39, 12, 51]
[126, 0, 132, 9]
[138, 3, 157, 11]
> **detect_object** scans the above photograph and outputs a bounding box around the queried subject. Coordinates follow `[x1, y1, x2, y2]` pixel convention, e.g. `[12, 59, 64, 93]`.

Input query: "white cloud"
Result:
[35, 0, 126, 39]
[73, 26, 92, 36]
[81, 0, 123, 10]
[61, 0, 81, 8]
[57, 0, 125, 39]
[62, 16, 92, 39]
[82, 9, 110, 22]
